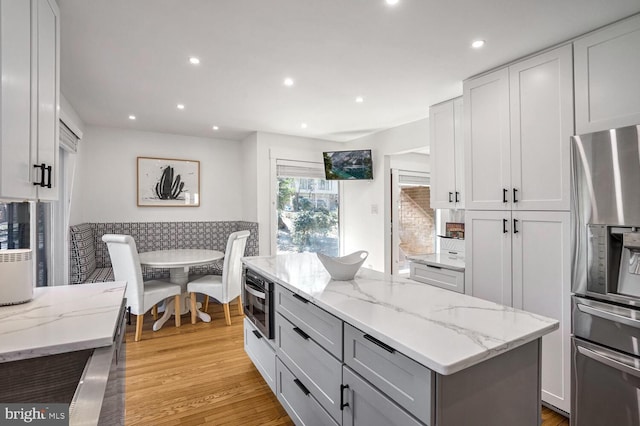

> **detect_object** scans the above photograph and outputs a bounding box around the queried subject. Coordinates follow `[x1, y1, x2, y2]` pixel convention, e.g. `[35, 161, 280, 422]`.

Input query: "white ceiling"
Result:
[59, 0, 640, 142]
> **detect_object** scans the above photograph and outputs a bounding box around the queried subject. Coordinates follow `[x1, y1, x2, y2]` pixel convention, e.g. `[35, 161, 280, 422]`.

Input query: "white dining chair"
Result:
[187, 230, 250, 325]
[102, 234, 182, 342]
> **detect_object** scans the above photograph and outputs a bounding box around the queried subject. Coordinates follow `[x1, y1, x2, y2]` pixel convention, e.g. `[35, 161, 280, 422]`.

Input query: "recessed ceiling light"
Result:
[212, 126, 219, 130]
[386, 0, 399, 5]
[471, 40, 485, 48]
[301, 123, 308, 129]
[283, 77, 294, 87]
[189, 57, 200, 65]
[128, 115, 136, 120]
[177, 104, 185, 110]
[355, 96, 364, 103]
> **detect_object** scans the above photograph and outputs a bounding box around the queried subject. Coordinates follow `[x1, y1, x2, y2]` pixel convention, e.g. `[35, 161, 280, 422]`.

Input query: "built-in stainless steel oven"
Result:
[243, 267, 274, 339]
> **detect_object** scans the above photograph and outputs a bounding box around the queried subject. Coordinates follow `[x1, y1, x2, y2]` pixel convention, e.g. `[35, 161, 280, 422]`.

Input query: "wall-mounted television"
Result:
[323, 149, 373, 180]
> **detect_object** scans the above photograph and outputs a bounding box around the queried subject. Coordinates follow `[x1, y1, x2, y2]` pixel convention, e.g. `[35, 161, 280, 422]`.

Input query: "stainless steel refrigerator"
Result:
[571, 124, 640, 425]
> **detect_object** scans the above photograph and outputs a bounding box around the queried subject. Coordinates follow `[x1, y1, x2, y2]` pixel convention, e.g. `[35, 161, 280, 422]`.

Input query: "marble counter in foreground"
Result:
[0, 282, 126, 362]
[242, 253, 557, 375]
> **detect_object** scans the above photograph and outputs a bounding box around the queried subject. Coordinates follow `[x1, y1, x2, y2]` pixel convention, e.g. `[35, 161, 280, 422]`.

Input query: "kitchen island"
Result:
[0, 282, 127, 425]
[242, 253, 558, 426]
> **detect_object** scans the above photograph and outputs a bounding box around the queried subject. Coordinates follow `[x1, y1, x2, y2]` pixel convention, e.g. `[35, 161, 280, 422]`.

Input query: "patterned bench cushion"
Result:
[69, 223, 97, 285]
[85, 267, 115, 283]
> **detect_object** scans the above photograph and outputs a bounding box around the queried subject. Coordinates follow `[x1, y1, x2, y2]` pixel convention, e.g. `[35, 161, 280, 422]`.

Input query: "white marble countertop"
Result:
[407, 252, 465, 271]
[0, 282, 126, 362]
[242, 253, 557, 375]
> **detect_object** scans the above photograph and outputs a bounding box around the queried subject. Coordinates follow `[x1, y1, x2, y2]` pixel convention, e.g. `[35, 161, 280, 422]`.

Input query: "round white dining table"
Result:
[138, 249, 224, 330]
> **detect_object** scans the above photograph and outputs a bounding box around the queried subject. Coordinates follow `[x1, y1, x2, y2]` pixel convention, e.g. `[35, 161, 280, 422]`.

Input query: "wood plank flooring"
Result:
[125, 304, 569, 425]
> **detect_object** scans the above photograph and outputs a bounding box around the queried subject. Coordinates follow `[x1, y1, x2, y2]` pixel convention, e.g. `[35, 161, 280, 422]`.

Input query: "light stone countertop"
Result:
[0, 282, 126, 362]
[407, 252, 466, 271]
[242, 253, 557, 375]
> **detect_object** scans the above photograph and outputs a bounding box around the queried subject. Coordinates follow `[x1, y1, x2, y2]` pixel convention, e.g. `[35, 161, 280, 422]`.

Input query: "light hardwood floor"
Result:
[125, 303, 569, 425]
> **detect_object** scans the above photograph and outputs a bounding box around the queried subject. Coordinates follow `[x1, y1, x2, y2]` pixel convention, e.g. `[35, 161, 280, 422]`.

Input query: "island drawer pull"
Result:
[426, 264, 442, 270]
[293, 327, 310, 340]
[252, 330, 263, 339]
[363, 334, 395, 353]
[340, 384, 350, 410]
[294, 379, 310, 396]
[292, 293, 309, 304]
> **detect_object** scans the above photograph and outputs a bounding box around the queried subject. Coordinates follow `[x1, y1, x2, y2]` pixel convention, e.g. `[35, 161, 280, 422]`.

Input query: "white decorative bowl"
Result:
[316, 251, 368, 281]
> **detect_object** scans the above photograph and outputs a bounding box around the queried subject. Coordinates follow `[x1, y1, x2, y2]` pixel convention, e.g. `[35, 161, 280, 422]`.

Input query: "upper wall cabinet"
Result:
[463, 44, 573, 211]
[574, 14, 640, 135]
[0, 0, 60, 201]
[429, 97, 464, 209]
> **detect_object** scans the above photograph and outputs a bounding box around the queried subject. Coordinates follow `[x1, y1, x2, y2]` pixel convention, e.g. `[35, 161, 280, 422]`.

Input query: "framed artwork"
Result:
[137, 157, 200, 207]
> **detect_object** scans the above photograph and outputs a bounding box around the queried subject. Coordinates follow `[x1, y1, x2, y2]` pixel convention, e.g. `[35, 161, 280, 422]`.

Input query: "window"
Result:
[276, 160, 339, 256]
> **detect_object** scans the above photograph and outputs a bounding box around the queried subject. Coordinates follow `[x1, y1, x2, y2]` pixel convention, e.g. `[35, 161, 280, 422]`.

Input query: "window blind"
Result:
[59, 121, 80, 153]
[276, 159, 325, 179]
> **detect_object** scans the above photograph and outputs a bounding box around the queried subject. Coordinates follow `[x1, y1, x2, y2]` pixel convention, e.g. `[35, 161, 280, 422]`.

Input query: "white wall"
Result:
[241, 132, 258, 222]
[342, 118, 430, 272]
[69, 126, 243, 224]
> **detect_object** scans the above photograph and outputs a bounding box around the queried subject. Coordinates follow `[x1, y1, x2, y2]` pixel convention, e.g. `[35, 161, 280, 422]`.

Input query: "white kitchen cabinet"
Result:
[465, 210, 571, 413]
[512, 211, 570, 413]
[464, 210, 512, 306]
[429, 97, 464, 209]
[574, 14, 640, 135]
[463, 68, 510, 210]
[509, 45, 573, 211]
[0, 0, 60, 201]
[464, 45, 572, 211]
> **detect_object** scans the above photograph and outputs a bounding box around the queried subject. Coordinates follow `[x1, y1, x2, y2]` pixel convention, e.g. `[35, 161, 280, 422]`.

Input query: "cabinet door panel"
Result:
[509, 45, 573, 211]
[512, 211, 570, 413]
[464, 68, 511, 210]
[0, 0, 36, 199]
[465, 210, 512, 306]
[342, 366, 425, 426]
[575, 15, 640, 134]
[453, 97, 465, 209]
[33, 0, 59, 200]
[429, 101, 456, 209]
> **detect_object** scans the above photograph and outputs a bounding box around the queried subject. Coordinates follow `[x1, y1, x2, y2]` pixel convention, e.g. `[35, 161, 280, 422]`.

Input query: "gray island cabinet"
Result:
[242, 253, 557, 426]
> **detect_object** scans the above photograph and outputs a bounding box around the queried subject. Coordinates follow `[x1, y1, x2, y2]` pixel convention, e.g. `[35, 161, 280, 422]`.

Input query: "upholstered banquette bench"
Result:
[69, 221, 259, 285]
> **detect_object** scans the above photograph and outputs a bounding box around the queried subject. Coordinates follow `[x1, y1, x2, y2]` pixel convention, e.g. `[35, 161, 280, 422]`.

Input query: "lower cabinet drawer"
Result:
[344, 323, 434, 424]
[276, 358, 339, 426]
[343, 366, 425, 426]
[276, 313, 342, 422]
[410, 263, 464, 294]
[244, 318, 276, 394]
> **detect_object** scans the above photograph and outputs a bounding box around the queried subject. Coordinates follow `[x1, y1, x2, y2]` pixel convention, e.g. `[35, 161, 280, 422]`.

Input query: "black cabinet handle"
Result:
[294, 379, 310, 396]
[292, 293, 309, 304]
[340, 384, 350, 410]
[363, 334, 395, 353]
[455, 191, 460, 203]
[503, 188, 508, 203]
[513, 188, 518, 203]
[33, 164, 45, 187]
[448, 192, 453, 203]
[503, 219, 508, 234]
[45, 165, 52, 188]
[426, 264, 442, 270]
[513, 219, 519, 234]
[252, 330, 263, 339]
[293, 327, 310, 340]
